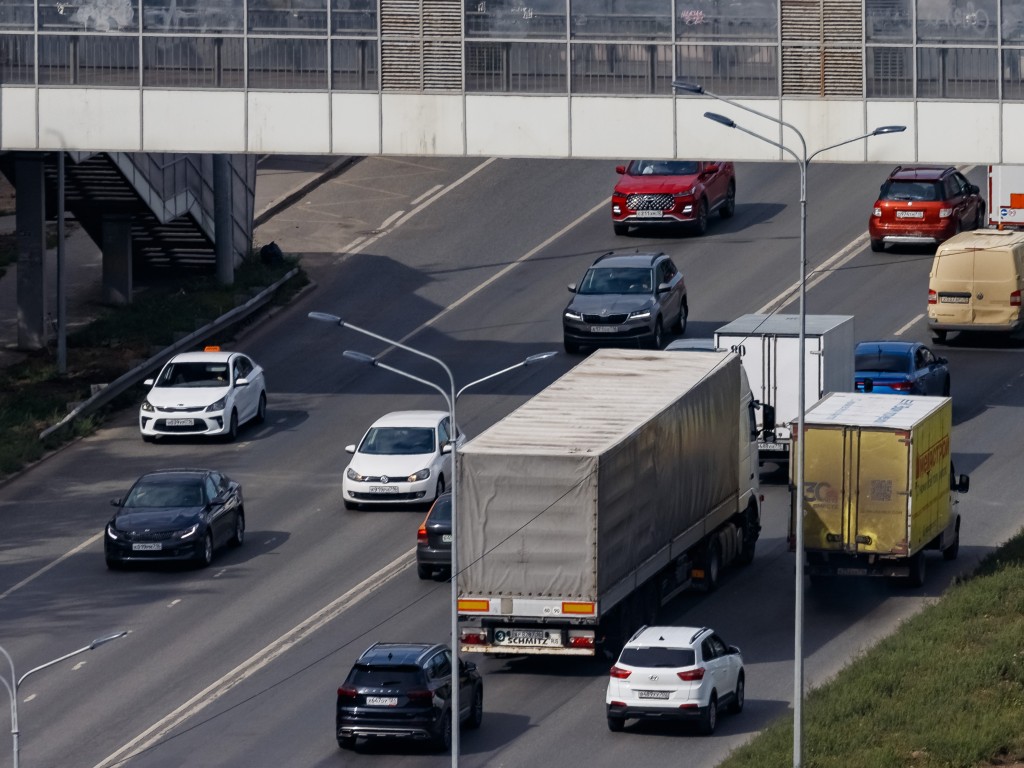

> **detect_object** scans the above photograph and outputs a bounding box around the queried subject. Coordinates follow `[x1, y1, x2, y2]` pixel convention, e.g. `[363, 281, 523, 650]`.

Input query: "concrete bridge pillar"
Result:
[101, 214, 133, 305]
[14, 153, 47, 350]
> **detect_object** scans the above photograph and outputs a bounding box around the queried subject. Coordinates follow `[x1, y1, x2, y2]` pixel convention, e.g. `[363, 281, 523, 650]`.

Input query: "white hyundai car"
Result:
[343, 410, 460, 510]
[139, 348, 267, 442]
[606, 625, 744, 735]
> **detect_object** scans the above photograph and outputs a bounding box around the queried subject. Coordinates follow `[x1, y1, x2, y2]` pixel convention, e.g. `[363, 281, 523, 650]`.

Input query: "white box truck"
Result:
[988, 164, 1024, 230]
[790, 392, 970, 587]
[714, 313, 855, 466]
[456, 348, 762, 657]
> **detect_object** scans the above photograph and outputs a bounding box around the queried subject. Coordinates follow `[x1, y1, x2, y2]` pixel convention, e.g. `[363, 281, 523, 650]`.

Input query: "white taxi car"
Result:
[606, 625, 744, 735]
[139, 348, 267, 442]
[343, 410, 460, 510]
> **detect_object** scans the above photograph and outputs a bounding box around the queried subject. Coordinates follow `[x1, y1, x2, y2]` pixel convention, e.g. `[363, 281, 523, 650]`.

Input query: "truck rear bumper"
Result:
[806, 553, 911, 579]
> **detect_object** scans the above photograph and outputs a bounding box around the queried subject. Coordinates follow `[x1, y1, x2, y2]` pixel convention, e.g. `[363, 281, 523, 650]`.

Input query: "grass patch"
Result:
[719, 536, 1024, 768]
[0, 251, 306, 480]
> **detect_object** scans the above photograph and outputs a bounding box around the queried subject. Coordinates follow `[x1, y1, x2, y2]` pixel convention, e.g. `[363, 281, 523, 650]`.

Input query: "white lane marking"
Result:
[894, 313, 924, 336]
[24, 694, 36, 703]
[213, 568, 227, 578]
[757, 234, 869, 315]
[334, 158, 498, 262]
[94, 550, 415, 768]
[379, 209, 405, 230]
[411, 184, 443, 206]
[167, 599, 181, 608]
[0, 533, 102, 602]
[73, 661, 87, 671]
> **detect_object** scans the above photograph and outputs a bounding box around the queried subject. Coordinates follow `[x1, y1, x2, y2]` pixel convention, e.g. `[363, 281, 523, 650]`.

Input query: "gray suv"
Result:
[563, 251, 688, 353]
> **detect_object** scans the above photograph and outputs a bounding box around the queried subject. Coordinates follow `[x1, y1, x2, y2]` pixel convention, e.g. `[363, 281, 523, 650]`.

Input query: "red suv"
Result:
[869, 165, 985, 252]
[611, 160, 735, 236]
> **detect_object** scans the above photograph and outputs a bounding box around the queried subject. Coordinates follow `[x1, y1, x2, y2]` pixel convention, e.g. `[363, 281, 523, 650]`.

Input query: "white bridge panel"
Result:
[918, 102, 1000, 164]
[247, 92, 331, 154]
[571, 96, 673, 159]
[381, 94, 465, 156]
[467, 95, 568, 157]
[1, 89, 37, 150]
[144, 91, 246, 152]
[331, 93, 382, 155]
[39, 89, 141, 151]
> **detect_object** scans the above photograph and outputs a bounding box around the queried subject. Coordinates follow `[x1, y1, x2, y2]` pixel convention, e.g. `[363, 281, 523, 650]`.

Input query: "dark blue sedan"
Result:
[854, 341, 951, 396]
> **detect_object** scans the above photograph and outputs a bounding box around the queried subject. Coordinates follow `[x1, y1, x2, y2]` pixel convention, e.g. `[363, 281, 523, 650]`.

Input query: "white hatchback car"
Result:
[343, 410, 460, 510]
[139, 348, 267, 442]
[606, 625, 744, 735]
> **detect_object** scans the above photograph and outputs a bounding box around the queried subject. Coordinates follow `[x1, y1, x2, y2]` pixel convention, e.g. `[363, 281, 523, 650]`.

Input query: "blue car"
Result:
[854, 341, 951, 396]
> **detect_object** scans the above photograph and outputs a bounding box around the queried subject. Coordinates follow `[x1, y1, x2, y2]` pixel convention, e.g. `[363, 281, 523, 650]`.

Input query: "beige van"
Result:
[927, 229, 1024, 343]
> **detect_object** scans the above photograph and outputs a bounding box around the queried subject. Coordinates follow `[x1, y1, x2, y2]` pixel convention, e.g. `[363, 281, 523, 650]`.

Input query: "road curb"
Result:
[253, 156, 359, 228]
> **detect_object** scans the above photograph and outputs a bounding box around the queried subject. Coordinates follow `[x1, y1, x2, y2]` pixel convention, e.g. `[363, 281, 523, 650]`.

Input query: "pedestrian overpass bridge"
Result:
[2, 0, 1023, 163]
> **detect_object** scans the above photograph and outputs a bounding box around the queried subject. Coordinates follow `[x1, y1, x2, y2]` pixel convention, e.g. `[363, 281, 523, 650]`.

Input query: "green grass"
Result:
[0, 251, 307, 479]
[719, 536, 1024, 768]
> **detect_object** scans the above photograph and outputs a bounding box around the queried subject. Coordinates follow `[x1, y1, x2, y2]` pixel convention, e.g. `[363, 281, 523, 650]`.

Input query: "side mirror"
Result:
[704, 163, 720, 174]
[143, 378, 155, 387]
[567, 282, 577, 293]
[968, 184, 979, 195]
[441, 442, 452, 455]
[728, 645, 741, 655]
[345, 444, 356, 454]
[235, 377, 249, 387]
[211, 494, 226, 506]
[863, 378, 874, 393]
[615, 165, 626, 175]
[656, 282, 670, 294]
[937, 357, 948, 365]
[957, 474, 970, 494]
[761, 403, 776, 434]
[110, 498, 121, 507]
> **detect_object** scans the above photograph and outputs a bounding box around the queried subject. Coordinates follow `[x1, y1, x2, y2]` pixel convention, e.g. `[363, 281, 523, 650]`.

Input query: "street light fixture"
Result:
[311, 310, 556, 765]
[673, 80, 904, 768]
[1, 631, 128, 768]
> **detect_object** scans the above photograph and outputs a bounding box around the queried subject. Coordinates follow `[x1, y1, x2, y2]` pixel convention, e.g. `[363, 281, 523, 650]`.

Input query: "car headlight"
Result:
[106, 524, 120, 540]
[206, 397, 227, 412]
[140, 400, 154, 413]
[628, 309, 652, 321]
[564, 309, 583, 321]
[673, 187, 694, 198]
[177, 524, 199, 540]
[347, 468, 368, 482]
[407, 469, 430, 482]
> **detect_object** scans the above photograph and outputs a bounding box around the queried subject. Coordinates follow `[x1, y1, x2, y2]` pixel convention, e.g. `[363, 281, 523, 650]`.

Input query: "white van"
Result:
[927, 229, 1024, 343]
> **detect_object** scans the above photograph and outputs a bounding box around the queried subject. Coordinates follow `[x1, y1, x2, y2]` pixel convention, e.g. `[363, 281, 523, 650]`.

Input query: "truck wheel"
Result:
[736, 503, 759, 565]
[907, 551, 927, 588]
[699, 693, 718, 735]
[702, 540, 722, 592]
[607, 715, 625, 732]
[943, 525, 960, 561]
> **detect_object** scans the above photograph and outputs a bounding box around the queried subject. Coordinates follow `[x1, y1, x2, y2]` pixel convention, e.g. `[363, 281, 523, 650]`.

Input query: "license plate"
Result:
[369, 485, 399, 494]
[758, 442, 789, 452]
[635, 210, 663, 218]
[493, 629, 561, 647]
[837, 567, 868, 576]
[132, 542, 162, 551]
[365, 696, 398, 706]
[165, 418, 194, 427]
[590, 326, 618, 333]
[940, 295, 970, 304]
[895, 210, 924, 219]
[442, 534, 453, 543]
[636, 690, 670, 700]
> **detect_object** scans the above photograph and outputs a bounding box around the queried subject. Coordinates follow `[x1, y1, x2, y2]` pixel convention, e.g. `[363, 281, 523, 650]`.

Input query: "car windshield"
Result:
[578, 267, 653, 295]
[618, 646, 696, 668]
[630, 160, 699, 176]
[348, 664, 424, 687]
[359, 426, 436, 455]
[856, 352, 912, 373]
[124, 480, 205, 508]
[879, 179, 943, 202]
[428, 496, 452, 523]
[156, 361, 230, 387]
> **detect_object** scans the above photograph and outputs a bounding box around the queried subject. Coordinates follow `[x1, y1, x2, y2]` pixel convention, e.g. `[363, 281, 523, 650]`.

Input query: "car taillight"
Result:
[939, 207, 953, 218]
[873, 206, 881, 217]
[417, 524, 427, 544]
[1012, 290, 1021, 307]
[337, 686, 358, 699]
[461, 630, 487, 645]
[609, 665, 632, 679]
[677, 668, 705, 681]
[569, 634, 594, 649]
[889, 381, 913, 392]
[407, 689, 433, 702]
[928, 289, 937, 305]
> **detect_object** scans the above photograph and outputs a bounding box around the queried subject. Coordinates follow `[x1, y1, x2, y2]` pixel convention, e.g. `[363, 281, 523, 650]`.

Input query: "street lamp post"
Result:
[0, 631, 128, 768]
[310, 311, 555, 766]
[673, 79, 904, 768]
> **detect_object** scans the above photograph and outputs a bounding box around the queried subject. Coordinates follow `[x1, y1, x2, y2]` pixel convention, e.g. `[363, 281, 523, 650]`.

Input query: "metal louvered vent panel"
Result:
[380, 0, 463, 91]
[781, 0, 863, 97]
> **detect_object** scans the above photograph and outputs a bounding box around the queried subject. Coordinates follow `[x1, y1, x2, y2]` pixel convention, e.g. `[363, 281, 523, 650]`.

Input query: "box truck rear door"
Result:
[851, 428, 911, 554]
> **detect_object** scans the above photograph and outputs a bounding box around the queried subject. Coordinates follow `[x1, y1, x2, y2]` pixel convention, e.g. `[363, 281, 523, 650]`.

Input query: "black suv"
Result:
[562, 251, 688, 353]
[336, 642, 483, 751]
[417, 492, 451, 579]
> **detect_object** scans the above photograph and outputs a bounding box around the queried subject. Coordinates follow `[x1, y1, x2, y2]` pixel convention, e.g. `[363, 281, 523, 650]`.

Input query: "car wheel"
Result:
[230, 510, 245, 547]
[702, 538, 722, 591]
[338, 735, 357, 750]
[942, 376, 951, 397]
[196, 531, 214, 568]
[699, 693, 718, 735]
[720, 181, 736, 219]
[141, 433, 156, 443]
[613, 222, 629, 236]
[870, 238, 885, 252]
[435, 477, 445, 502]
[434, 710, 452, 752]
[672, 302, 688, 335]
[943, 523, 960, 561]
[343, 499, 359, 511]
[466, 685, 483, 730]
[975, 203, 986, 230]
[563, 338, 581, 354]
[907, 551, 927, 588]
[607, 716, 625, 732]
[693, 199, 708, 235]
[417, 563, 432, 580]
[226, 410, 239, 442]
[105, 556, 124, 571]
[648, 318, 664, 350]
[255, 392, 267, 424]
[730, 672, 745, 714]
[933, 329, 948, 344]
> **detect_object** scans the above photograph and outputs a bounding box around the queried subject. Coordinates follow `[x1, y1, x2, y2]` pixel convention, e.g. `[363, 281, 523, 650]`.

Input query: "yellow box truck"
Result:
[790, 392, 969, 587]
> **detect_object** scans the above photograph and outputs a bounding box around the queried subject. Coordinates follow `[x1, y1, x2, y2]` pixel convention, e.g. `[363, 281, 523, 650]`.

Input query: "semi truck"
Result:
[988, 164, 1024, 230]
[714, 313, 856, 467]
[790, 392, 970, 587]
[456, 348, 762, 657]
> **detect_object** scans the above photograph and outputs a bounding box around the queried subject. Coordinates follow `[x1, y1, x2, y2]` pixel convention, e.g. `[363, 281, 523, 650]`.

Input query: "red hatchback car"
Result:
[611, 160, 735, 236]
[869, 165, 985, 252]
